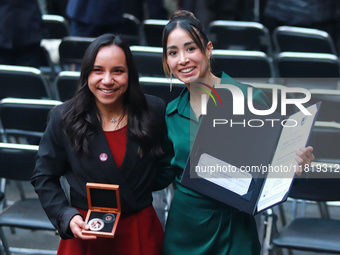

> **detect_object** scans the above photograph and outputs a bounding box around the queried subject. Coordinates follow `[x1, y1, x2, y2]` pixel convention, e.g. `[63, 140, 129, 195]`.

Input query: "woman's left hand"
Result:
[70, 215, 97, 240]
[295, 146, 315, 176]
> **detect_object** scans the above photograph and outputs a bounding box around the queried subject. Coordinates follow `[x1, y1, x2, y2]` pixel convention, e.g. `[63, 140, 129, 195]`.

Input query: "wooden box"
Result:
[82, 183, 121, 238]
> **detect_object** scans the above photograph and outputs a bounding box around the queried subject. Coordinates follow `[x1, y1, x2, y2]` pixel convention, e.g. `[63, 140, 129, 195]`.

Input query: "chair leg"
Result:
[262, 209, 290, 255]
[0, 227, 11, 255]
[0, 178, 6, 212]
[15, 181, 26, 200]
[262, 209, 282, 255]
[317, 201, 330, 218]
[163, 184, 174, 223]
[291, 199, 298, 220]
[277, 204, 287, 227]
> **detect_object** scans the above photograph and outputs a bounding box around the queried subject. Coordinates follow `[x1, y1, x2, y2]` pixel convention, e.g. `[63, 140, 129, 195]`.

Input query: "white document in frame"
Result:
[256, 104, 318, 212]
[195, 153, 252, 196]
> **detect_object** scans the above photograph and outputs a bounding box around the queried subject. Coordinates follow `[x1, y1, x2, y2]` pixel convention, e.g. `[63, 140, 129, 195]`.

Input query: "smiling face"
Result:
[88, 44, 128, 113]
[166, 27, 213, 86]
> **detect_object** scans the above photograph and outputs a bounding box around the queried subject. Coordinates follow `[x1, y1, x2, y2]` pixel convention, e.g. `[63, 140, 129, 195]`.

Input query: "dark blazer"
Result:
[31, 95, 167, 239]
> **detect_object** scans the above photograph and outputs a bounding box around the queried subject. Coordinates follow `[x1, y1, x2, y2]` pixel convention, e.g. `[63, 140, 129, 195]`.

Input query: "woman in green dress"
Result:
[155, 10, 315, 255]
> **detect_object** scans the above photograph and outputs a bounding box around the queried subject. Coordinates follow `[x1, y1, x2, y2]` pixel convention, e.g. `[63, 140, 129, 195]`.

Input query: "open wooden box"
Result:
[82, 183, 121, 238]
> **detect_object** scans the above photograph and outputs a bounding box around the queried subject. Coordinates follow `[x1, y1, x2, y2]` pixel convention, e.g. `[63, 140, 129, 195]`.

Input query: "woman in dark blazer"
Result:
[31, 34, 168, 255]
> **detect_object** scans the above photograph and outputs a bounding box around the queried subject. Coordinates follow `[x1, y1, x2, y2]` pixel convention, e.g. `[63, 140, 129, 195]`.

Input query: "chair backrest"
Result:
[42, 14, 70, 39]
[142, 19, 168, 47]
[291, 123, 340, 201]
[211, 50, 275, 80]
[307, 121, 340, 163]
[0, 143, 38, 181]
[273, 26, 337, 55]
[54, 71, 80, 101]
[281, 77, 340, 90]
[59, 36, 94, 70]
[275, 52, 340, 78]
[289, 162, 340, 201]
[308, 89, 340, 123]
[0, 65, 52, 100]
[207, 20, 272, 54]
[120, 13, 141, 46]
[130, 46, 164, 77]
[0, 98, 62, 144]
[139, 77, 184, 105]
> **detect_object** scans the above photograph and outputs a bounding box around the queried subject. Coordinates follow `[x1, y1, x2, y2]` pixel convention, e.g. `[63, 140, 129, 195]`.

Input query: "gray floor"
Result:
[2, 181, 340, 255]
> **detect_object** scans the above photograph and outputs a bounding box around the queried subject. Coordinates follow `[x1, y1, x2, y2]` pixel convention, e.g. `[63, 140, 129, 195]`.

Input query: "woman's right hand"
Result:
[70, 215, 97, 240]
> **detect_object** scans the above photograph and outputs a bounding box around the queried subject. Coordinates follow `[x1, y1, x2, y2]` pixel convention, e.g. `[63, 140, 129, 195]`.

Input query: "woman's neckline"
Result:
[104, 124, 127, 133]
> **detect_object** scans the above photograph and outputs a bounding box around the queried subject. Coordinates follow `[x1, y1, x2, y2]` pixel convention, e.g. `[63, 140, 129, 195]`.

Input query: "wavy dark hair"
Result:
[62, 33, 163, 157]
[162, 10, 211, 77]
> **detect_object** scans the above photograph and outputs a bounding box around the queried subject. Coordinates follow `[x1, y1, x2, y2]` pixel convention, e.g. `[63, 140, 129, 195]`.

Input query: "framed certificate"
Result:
[181, 87, 320, 215]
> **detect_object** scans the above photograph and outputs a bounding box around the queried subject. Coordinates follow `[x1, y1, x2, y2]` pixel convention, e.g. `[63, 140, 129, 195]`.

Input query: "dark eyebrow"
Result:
[184, 41, 195, 47]
[167, 45, 177, 50]
[92, 65, 127, 70]
[167, 41, 195, 51]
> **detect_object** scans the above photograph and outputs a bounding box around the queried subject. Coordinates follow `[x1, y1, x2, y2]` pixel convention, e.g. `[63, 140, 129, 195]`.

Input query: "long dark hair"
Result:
[162, 10, 211, 77]
[62, 34, 162, 157]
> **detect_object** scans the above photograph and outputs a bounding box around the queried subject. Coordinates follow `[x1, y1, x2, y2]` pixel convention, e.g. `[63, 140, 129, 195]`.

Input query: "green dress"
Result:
[157, 72, 270, 255]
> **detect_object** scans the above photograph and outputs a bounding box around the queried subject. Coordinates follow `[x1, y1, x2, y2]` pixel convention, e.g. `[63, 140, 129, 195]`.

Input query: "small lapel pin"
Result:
[99, 153, 108, 162]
